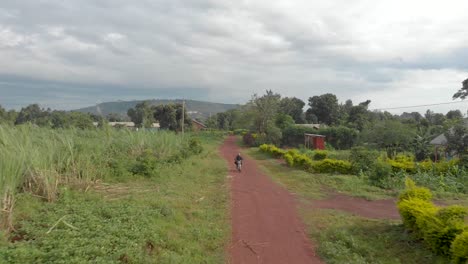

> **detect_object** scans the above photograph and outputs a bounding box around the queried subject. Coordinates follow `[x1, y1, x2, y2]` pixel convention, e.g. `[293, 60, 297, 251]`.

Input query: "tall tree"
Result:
[127, 101, 154, 128]
[453, 78, 468, 100]
[15, 104, 49, 126]
[307, 93, 339, 125]
[347, 100, 372, 131]
[279, 97, 305, 123]
[153, 103, 191, 131]
[446, 110, 463, 120]
[251, 90, 281, 133]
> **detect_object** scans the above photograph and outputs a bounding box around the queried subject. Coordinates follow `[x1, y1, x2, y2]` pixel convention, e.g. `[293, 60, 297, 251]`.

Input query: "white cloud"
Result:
[0, 0, 467, 112]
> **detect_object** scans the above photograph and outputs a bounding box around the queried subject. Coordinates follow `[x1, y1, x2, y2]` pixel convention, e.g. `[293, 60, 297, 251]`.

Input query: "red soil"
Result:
[309, 194, 400, 220]
[220, 136, 323, 264]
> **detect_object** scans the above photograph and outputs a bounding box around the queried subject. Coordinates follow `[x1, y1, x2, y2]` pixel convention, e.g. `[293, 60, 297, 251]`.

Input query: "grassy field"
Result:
[0, 127, 229, 263]
[246, 148, 467, 264]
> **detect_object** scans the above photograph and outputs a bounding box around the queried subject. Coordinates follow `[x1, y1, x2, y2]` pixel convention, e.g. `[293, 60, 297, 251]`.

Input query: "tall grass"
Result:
[0, 125, 189, 231]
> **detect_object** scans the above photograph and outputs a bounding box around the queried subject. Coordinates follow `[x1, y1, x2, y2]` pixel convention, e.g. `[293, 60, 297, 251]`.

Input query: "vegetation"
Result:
[0, 126, 228, 262]
[397, 179, 468, 263]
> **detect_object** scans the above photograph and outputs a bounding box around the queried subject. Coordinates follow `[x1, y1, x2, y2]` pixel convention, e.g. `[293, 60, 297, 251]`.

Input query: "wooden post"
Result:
[182, 100, 185, 135]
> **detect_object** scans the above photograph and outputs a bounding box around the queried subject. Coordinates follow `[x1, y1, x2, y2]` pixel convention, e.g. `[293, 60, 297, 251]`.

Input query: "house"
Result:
[191, 119, 207, 131]
[430, 119, 468, 160]
[92, 122, 160, 130]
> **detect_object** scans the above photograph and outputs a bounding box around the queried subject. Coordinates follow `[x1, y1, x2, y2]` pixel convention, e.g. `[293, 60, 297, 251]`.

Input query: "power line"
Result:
[372, 100, 467, 111]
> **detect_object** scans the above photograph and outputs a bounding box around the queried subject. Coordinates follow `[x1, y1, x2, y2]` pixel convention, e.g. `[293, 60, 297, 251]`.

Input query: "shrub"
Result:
[243, 133, 256, 147]
[130, 149, 157, 177]
[312, 150, 328, 160]
[397, 198, 438, 231]
[368, 161, 393, 188]
[398, 178, 433, 202]
[311, 159, 352, 174]
[284, 153, 294, 167]
[451, 231, 468, 264]
[349, 147, 378, 173]
[437, 205, 468, 223]
[188, 137, 203, 154]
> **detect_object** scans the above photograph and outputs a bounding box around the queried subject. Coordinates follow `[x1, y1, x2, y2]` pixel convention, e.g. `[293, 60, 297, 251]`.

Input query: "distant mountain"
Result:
[75, 99, 241, 120]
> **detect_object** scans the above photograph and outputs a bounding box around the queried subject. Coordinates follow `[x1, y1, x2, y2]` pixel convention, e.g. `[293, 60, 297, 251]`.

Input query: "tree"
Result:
[307, 93, 339, 125]
[279, 97, 305, 123]
[153, 103, 191, 131]
[15, 104, 49, 126]
[453, 78, 468, 100]
[275, 113, 295, 130]
[445, 124, 468, 155]
[347, 100, 372, 131]
[304, 109, 318, 124]
[446, 110, 463, 120]
[250, 90, 281, 133]
[127, 101, 154, 128]
[360, 120, 416, 158]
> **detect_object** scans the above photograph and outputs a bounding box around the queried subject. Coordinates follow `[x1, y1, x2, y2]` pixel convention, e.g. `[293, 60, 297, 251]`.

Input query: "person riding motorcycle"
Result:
[234, 153, 243, 167]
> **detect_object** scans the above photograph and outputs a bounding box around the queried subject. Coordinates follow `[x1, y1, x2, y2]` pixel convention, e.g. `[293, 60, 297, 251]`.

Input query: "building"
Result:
[304, 133, 326, 150]
[92, 122, 160, 130]
[430, 119, 468, 161]
[191, 119, 207, 131]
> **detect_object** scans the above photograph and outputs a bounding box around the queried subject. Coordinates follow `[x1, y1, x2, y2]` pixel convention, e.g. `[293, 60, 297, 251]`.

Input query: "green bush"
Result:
[397, 180, 468, 259]
[349, 147, 378, 173]
[437, 205, 468, 223]
[311, 159, 352, 174]
[284, 153, 294, 167]
[398, 198, 438, 231]
[130, 149, 158, 177]
[188, 137, 203, 154]
[451, 231, 468, 264]
[368, 161, 393, 189]
[398, 178, 433, 202]
[312, 150, 328, 160]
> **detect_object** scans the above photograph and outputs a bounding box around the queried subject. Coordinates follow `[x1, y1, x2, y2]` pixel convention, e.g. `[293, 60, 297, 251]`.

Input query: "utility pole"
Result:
[181, 100, 185, 135]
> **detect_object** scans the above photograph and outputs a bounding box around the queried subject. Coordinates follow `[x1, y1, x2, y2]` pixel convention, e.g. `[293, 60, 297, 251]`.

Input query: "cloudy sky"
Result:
[0, 0, 467, 114]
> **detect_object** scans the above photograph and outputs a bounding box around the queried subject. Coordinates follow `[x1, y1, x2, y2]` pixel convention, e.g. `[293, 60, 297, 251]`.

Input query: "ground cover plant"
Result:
[0, 126, 229, 263]
[248, 148, 468, 263]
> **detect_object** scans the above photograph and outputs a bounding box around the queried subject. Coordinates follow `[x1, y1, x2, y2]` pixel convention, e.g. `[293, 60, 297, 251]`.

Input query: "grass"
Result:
[245, 147, 465, 263]
[0, 128, 229, 263]
[301, 209, 448, 264]
[247, 149, 396, 200]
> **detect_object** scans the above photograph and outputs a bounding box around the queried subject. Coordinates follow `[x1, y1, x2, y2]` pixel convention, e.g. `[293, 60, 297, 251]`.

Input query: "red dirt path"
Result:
[220, 136, 323, 264]
[308, 194, 400, 220]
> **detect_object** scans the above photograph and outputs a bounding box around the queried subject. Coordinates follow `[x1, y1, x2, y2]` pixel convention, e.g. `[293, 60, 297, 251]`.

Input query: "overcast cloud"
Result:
[0, 0, 467, 114]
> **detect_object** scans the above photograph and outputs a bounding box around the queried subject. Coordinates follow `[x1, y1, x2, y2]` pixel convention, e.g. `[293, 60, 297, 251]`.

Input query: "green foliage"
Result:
[281, 125, 358, 149]
[311, 159, 352, 174]
[0, 139, 228, 263]
[0, 126, 200, 232]
[284, 153, 294, 167]
[368, 161, 393, 189]
[349, 147, 378, 173]
[127, 101, 155, 128]
[279, 97, 305, 123]
[399, 178, 433, 202]
[312, 150, 328, 160]
[307, 93, 340, 125]
[397, 180, 468, 260]
[153, 103, 191, 131]
[451, 231, 468, 264]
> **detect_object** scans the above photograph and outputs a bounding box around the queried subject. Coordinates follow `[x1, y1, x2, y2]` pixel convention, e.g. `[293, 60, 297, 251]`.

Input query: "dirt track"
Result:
[220, 136, 322, 264]
[308, 194, 400, 220]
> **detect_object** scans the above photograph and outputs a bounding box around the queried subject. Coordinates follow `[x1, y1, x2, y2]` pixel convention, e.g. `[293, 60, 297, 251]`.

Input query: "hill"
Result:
[75, 99, 241, 120]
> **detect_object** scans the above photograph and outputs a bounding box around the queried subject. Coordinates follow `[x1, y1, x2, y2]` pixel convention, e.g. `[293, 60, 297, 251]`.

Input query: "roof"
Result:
[296, 124, 321, 129]
[191, 119, 207, 128]
[430, 119, 468, 145]
[430, 133, 447, 145]
[304, 133, 326, 138]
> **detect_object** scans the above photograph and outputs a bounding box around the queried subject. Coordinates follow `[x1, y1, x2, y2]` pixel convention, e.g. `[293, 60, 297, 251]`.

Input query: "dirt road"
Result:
[220, 136, 322, 264]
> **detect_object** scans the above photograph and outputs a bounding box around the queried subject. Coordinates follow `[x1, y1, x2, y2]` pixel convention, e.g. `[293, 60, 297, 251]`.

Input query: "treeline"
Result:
[0, 101, 192, 132]
[207, 90, 467, 161]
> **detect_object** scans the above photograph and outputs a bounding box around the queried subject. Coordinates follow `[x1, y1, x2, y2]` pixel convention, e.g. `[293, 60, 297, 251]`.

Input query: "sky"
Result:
[0, 0, 467, 114]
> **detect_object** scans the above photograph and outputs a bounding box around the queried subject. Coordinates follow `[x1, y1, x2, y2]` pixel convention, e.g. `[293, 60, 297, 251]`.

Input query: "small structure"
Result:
[296, 124, 321, 129]
[430, 119, 468, 161]
[191, 119, 207, 131]
[304, 133, 326, 150]
[92, 122, 160, 130]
